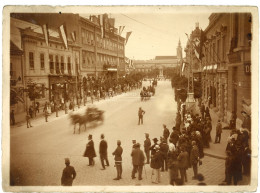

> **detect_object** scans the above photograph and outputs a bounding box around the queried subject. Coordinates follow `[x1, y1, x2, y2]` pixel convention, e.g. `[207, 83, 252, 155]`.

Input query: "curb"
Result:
[204, 152, 226, 160]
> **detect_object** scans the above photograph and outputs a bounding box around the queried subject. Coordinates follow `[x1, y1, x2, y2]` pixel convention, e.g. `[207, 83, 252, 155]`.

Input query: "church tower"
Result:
[177, 38, 182, 59]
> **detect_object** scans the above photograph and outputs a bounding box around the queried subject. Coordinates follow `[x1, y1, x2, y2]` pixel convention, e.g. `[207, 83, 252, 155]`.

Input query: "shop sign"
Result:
[244, 62, 251, 75]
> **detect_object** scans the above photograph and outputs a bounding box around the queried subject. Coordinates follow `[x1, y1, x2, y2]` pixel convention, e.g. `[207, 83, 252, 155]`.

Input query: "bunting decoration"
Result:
[59, 24, 68, 49]
[125, 31, 132, 45]
[193, 29, 206, 60]
[42, 24, 49, 46]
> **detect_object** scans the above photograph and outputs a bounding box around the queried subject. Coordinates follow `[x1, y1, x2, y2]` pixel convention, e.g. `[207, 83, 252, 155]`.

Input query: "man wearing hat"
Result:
[61, 158, 76, 186]
[131, 143, 145, 180]
[150, 145, 163, 184]
[144, 133, 151, 164]
[112, 140, 123, 180]
[132, 140, 137, 149]
[150, 138, 159, 156]
[99, 134, 109, 170]
[83, 134, 97, 166]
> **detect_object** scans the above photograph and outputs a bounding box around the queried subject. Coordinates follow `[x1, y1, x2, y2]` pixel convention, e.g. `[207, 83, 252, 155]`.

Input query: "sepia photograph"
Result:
[2, 5, 258, 192]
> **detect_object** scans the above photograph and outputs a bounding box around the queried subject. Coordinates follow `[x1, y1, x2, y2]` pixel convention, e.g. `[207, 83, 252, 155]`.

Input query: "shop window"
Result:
[68, 57, 72, 75]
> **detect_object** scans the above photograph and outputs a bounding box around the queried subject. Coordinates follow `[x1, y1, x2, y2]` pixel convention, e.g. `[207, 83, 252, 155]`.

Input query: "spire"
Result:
[178, 38, 181, 47]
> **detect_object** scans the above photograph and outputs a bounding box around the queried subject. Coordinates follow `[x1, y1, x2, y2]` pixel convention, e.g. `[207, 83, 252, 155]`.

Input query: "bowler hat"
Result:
[88, 134, 92, 139]
[153, 138, 158, 142]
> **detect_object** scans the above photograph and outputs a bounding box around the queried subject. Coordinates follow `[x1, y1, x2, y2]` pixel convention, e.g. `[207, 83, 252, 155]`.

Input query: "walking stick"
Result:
[143, 164, 147, 179]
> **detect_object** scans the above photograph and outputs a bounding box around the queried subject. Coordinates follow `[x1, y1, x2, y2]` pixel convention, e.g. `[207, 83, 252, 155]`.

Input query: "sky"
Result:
[81, 10, 211, 60]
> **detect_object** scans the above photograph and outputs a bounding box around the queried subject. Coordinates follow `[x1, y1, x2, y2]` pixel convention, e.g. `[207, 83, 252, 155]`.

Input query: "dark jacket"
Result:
[177, 151, 189, 169]
[167, 151, 178, 169]
[159, 142, 169, 158]
[163, 128, 170, 139]
[150, 143, 158, 156]
[112, 146, 123, 162]
[131, 147, 145, 165]
[138, 109, 145, 117]
[144, 138, 151, 152]
[99, 139, 108, 156]
[216, 122, 222, 134]
[84, 140, 97, 158]
[150, 151, 163, 169]
[170, 130, 179, 145]
[61, 165, 76, 186]
[190, 145, 199, 165]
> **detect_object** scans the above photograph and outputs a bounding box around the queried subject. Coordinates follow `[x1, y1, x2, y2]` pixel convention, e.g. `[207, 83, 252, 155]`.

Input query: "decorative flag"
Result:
[119, 26, 125, 35]
[109, 18, 115, 36]
[99, 14, 104, 38]
[42, 24, 49, 46]
[71, 31, 76, 42]
[125, 31, 132, 45]
[59, 24, 68, 49]
[192, 29, 206, 60]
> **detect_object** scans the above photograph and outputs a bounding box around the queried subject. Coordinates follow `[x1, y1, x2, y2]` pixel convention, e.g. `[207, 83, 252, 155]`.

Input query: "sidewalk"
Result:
[193, 101, 230, 160]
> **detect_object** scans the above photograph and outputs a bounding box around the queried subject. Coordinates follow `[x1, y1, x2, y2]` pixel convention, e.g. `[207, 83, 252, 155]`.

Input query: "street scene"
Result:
[6, 6, 255, 189]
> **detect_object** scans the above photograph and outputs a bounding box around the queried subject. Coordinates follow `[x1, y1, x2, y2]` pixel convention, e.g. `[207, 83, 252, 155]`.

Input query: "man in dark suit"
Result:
[83, 134, 96, 166]
[112, 140, 123, 180]
[163, 124, 170, 143]
[138, 107, 145, 125]
[99, 134, 109, 170]
[61, 158, 76, 186]
[144, 133, 151, 164]
[131, 143, 145, 180]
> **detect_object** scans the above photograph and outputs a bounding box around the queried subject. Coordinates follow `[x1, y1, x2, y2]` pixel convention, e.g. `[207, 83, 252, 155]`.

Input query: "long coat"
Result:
[131, 147, 145, 166]
[99, 139, 108, 156]
[84, 140, 96, 158]
[177, 151, 189, 169]
[150, 151, 163, 169]
[61, 165, 76, 186]
[190, 145, 199, 165]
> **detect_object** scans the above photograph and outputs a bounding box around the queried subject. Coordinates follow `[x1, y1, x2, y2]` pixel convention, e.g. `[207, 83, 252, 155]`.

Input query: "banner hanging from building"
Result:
[42, 24, 49, 46]
[59, 24, 68, 49]
[125, 31, 132, 45]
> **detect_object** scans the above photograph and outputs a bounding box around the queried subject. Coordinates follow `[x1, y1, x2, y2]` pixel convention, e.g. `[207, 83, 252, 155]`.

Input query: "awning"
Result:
[107, 68, 117, 72]
[203, 64, 218, 73]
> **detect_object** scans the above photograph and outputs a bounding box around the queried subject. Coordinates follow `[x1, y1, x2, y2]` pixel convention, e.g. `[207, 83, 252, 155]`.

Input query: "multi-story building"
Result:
[79, 14, 125, 79]
[201, 13, 251, 127]
[133, 40, 183, 75]
[10, 13, 127, 122]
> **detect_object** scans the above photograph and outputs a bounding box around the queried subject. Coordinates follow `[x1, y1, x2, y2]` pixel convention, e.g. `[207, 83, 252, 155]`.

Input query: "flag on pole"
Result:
[42, 24, 49, 46]
[99, 15, 105, 38]
[59, 24, 68, 49]
[119, 26, 125, 35]
[192, 29, 206, 60]
[125, 31, 132, 45]
[71, 31, 76, 42]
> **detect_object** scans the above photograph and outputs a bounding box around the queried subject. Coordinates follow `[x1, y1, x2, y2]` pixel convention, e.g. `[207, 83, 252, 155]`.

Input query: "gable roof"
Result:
[10, 41, 23, 56]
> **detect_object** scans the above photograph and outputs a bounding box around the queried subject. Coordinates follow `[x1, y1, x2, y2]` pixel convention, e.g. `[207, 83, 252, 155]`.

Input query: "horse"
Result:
[70, 107, 104, 134]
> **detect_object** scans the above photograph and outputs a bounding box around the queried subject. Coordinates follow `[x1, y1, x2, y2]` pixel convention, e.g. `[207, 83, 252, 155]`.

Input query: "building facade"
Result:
[201, 13, 251, 127]
[133, 40, 183, 75]
[10, 13, 126, 122]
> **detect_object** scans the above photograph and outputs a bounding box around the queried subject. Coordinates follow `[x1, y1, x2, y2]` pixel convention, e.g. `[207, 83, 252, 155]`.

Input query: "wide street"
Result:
[11, 80, 228, 186]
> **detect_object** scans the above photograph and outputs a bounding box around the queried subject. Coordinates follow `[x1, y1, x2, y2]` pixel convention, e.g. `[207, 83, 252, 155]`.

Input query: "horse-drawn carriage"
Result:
[70, 107, 104, 134]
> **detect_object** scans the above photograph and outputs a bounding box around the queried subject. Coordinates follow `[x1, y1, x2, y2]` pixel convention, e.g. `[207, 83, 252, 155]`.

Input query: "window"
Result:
[68, 57, 71, 74]
[222, 35, 226, 61]
[212, 42, 216, 62]
[61, 56, 64, 74]
[55, 55, 60, 74]
[217, 39, 220, 62]
[29, 52, 34, 69]
[40, 53, 45, 69]
[49, 54, 54, 73]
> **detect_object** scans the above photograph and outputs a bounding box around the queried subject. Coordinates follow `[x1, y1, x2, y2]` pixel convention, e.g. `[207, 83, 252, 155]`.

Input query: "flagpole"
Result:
[117, 33, 119, 82]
